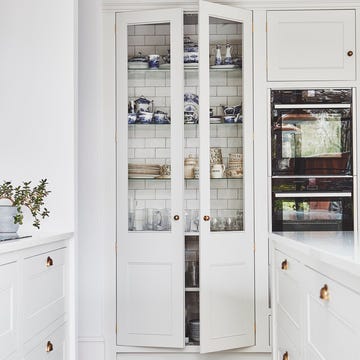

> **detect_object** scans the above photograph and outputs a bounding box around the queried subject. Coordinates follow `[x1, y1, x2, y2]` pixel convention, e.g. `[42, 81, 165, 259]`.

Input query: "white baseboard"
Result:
[78, 337, 105, 360]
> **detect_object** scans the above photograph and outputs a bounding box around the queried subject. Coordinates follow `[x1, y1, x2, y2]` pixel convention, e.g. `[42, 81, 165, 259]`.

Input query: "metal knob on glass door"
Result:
[347, 50, 354, 57]
[173, 215, 180, 221]
[282, 351, 289, 360]
[203, 215, 210, 221]
[46, 341, 54, 353]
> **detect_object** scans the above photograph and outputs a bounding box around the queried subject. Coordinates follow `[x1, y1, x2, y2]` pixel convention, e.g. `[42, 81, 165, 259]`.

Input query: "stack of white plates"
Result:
[128, 164, 160, 178]
[227, 153, 243, 178]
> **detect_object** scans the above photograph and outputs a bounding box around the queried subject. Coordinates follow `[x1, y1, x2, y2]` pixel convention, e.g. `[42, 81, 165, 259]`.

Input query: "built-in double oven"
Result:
[271, 89, 354, 231]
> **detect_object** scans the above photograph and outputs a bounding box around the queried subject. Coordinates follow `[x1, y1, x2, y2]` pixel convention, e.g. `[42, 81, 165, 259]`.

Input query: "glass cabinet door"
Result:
[198, 0, 254, 353]
[116, 8, 184, 348]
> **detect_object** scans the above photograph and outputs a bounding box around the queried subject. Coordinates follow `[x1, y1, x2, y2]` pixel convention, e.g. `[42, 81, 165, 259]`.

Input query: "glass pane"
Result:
[208, 17, 244, 232]
[184, 14, 200, 234]
[127, 22, 172, 232]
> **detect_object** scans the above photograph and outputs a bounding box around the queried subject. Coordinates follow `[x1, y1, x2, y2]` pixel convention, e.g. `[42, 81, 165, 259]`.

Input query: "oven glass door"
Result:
[272, 178, 353, 231]
[271, 107, 352, 176]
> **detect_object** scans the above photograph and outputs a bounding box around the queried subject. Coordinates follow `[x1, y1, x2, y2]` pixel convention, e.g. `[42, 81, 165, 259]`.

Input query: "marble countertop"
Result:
[270, 231, 360, 278]
[0, 232, 73, 255]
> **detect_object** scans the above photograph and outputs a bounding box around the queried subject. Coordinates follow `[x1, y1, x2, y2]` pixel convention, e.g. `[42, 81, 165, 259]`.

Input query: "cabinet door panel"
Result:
[199, 0, 254, 353]
[304, 267, 360, 360]
[23, 249, 66, 341]
[0, 261, 18, 360]
[116, 8, 184, 349]
[267, 10, 356, 81]
[24, 324, 66, 360]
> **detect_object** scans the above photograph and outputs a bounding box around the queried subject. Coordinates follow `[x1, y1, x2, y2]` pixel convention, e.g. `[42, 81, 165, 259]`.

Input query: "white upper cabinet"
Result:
[267, 10, 356, 81]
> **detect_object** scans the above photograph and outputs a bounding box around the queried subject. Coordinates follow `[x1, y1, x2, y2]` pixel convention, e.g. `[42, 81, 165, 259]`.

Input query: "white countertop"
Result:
[270, 231, 360, 279]
[0, 232, 73, 255]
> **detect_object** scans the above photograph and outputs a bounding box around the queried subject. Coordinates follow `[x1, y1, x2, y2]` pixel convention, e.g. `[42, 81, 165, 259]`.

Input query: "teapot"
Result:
[134, 96, 152, 112]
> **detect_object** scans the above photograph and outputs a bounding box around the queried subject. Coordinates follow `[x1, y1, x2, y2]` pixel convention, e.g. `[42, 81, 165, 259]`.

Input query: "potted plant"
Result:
[0, 179, 50, 233]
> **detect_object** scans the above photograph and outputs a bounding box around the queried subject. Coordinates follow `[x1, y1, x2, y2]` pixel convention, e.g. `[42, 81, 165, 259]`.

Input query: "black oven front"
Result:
[272, 177, 353, 231]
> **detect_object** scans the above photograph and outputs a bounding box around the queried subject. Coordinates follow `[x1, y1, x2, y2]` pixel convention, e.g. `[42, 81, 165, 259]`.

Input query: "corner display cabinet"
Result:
[116, 0, 254, 353]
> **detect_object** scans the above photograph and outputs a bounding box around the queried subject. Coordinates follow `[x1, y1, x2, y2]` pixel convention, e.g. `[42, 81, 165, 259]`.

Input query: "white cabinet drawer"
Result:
[23, 248, 66, 341]
[304, 266, 360, 360]
[267, 10, 356, 81]
[24, 324, 66, 360]
[274, 250, 303, 352]
[0, 261, 18, 360]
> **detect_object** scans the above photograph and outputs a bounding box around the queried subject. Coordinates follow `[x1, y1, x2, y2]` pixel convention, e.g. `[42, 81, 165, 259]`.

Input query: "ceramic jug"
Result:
[224, 43, 233, 65]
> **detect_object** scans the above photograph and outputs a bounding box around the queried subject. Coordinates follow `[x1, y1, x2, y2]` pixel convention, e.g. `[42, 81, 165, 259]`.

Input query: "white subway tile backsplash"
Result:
[128, 181, 145, 190]
[136, 189, 156, 200]
[128, 25, 135, 36]
[185, 180, 199, 190]
[217, 86, 238, 96]
[210, 179, 228, 189]
[218, 188, 238, 199]
[146, 71, 166, 86]
[128, 36, 145, 46]
[227, 179, 243, 189]
[156, 189, 171, 200]
[135, 126, 156, 138]
[135, 25, 155, 36]
[155, 125, 171, 137]
[145, 138, 166, 148]
[128, 138, 145, 148]
[147, 199, 166, 209]
[155, 46, 170, 56]
[155, 24, 170, 35]
[227, 137, 241, 148]
[134, 45, 156, 55]
[217, 24, 237, 35]
[155, 87, 170, 97]
[186, 199, 200, 210]
[145, 35, 166, 46]
[186, 138, 199, 148]
[135, 148, 155, 158]
[128, 72, 146, 87]
[211, 137, 228, 148]
[146, 181, 167, 190]
[211, 199, 228, 210]
[156, 148, 170, 158]
[184, 25, 196, 35]
[210, 72, 227, 86]
[184, 190, 197, 200]
[134, 87, 156, 97]
[228, 199, 242, 209]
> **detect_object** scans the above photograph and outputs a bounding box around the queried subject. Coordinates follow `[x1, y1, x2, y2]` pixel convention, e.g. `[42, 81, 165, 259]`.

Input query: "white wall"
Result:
[78, 0, 105, 358]
[0, 0, 75, 233]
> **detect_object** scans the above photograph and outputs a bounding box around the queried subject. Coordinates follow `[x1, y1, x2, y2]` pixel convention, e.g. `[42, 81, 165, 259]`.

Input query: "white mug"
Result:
[210, 164, 225, 178]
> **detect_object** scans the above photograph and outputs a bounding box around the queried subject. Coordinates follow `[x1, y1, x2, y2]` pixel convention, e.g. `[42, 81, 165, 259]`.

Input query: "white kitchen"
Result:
[0, 0, 359, 360]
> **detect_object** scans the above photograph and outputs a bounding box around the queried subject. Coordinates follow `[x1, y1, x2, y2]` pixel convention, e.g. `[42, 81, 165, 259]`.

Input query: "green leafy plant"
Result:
[0, 179, 50, 229]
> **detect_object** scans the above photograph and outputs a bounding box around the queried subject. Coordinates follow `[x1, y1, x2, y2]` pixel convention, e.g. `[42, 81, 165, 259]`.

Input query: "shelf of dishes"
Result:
[128, 154, 243, 179]
[128, 94, 242, 124]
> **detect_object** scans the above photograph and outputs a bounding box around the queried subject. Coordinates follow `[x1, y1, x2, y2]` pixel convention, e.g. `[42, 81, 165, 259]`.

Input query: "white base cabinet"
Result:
[273, 246, 360, 360]
[0, 235, 70, 360]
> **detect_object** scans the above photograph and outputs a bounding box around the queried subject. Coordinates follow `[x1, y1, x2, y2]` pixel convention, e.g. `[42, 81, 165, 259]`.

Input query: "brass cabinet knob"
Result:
[281, 259, 288, 270]
[173, 214, 180, 221]
[203, 215, 210, 221]
[46, 341, 54, 352]
[320, 284, 330, 300]
[46, 256, 53, 267]
[282, 351, 289, 360]
[347, 50, 354, 57]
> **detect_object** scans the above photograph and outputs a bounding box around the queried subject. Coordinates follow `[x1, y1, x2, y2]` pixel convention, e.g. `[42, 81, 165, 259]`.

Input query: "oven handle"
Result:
[274, 104, 351, 109]
[274, 192, 352, 198]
